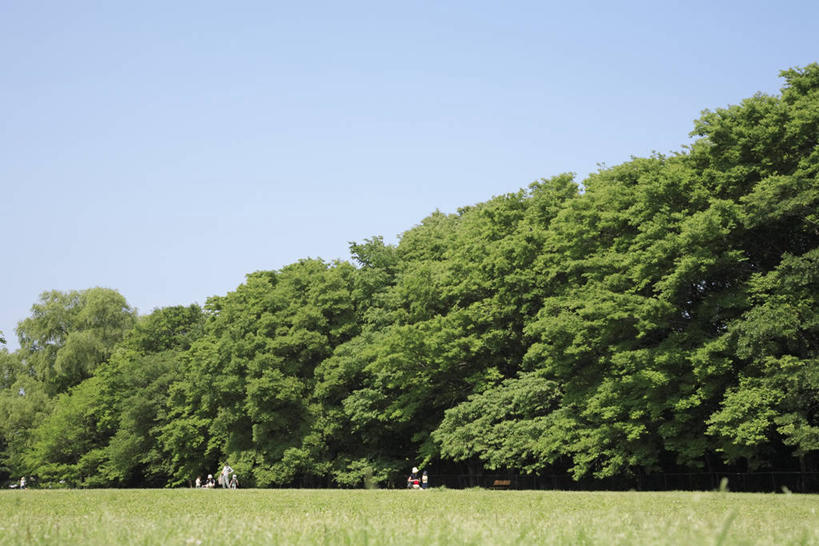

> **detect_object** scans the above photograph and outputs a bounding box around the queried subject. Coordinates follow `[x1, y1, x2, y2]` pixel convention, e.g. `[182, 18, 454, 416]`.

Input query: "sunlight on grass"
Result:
[0, 489, 817, 545]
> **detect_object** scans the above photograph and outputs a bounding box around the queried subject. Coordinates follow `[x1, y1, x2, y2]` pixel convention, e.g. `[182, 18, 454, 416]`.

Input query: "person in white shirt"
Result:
[220, 464, 233, 488]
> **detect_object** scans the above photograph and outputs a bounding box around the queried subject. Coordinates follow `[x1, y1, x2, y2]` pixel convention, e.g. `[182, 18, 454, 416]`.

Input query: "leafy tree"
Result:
[14, 304, 204, 486]
[312, 176, 579, 483]
[4, 64, 817, 488]
[0, 288, 135, 482]
[161, 260, 359, 486]
[433, 371, 563, 473]
[707, 249, 819, 470]
[25, 377, 106, 485]
[17, 288, 136, 395]
[0, 373, 52, 480]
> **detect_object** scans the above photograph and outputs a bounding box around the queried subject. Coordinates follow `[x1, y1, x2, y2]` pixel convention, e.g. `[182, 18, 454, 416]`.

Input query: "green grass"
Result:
[1, 488, 817, 545]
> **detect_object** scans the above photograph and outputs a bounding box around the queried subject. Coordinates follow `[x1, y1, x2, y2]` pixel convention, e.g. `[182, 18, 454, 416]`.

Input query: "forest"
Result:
[1, 65, 817, 488]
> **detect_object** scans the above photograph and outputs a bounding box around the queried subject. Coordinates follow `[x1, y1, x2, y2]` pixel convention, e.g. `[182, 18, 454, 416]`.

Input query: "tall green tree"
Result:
[434, 64, 818, 479]
[4, 64, 817, 488]
[1, 288, 136, 482]
[311, 175, 579, 484]
[22, 304, 205, 486]
[17, 288, 136, 395]
[160, 260, 359, 486]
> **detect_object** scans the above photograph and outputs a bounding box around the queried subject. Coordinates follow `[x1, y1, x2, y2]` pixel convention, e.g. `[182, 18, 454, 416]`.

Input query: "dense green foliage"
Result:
[1, 65, 817, 487]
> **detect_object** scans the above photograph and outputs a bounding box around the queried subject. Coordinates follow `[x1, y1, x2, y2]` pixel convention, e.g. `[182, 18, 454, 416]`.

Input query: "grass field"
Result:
[1, 488, 817, 545]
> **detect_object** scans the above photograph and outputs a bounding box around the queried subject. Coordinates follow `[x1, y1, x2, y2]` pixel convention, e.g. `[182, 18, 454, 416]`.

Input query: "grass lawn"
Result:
[1, 488, 817, 545]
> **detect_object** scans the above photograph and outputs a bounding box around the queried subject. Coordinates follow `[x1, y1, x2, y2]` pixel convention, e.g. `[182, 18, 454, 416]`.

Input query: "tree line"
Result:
[1, 65, 817, 488]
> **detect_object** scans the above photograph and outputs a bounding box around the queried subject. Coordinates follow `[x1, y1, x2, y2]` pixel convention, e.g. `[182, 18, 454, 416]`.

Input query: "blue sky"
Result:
[1, 1, 817, 350]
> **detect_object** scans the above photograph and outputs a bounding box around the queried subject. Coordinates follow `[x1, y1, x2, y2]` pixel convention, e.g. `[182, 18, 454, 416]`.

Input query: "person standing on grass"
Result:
[195, 476, 201, 488]
[421, 470, 429, 490]
[229, 474, 238, 489]
[220, 463, 233, 489]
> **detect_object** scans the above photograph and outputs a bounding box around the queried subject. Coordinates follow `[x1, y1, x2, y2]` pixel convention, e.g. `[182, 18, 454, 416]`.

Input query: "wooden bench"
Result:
[491, 479, 511, 490]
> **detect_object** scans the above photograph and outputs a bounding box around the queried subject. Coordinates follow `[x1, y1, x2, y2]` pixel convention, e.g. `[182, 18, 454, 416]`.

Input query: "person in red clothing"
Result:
[407, 467, 420, 489]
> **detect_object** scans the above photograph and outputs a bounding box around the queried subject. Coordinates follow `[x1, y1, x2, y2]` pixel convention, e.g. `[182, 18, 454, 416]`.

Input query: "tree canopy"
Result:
[1, 65, 817, 487]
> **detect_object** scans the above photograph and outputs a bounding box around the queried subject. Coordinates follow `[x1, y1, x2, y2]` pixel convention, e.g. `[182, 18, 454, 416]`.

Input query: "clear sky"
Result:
[1, 1, 817, 350]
